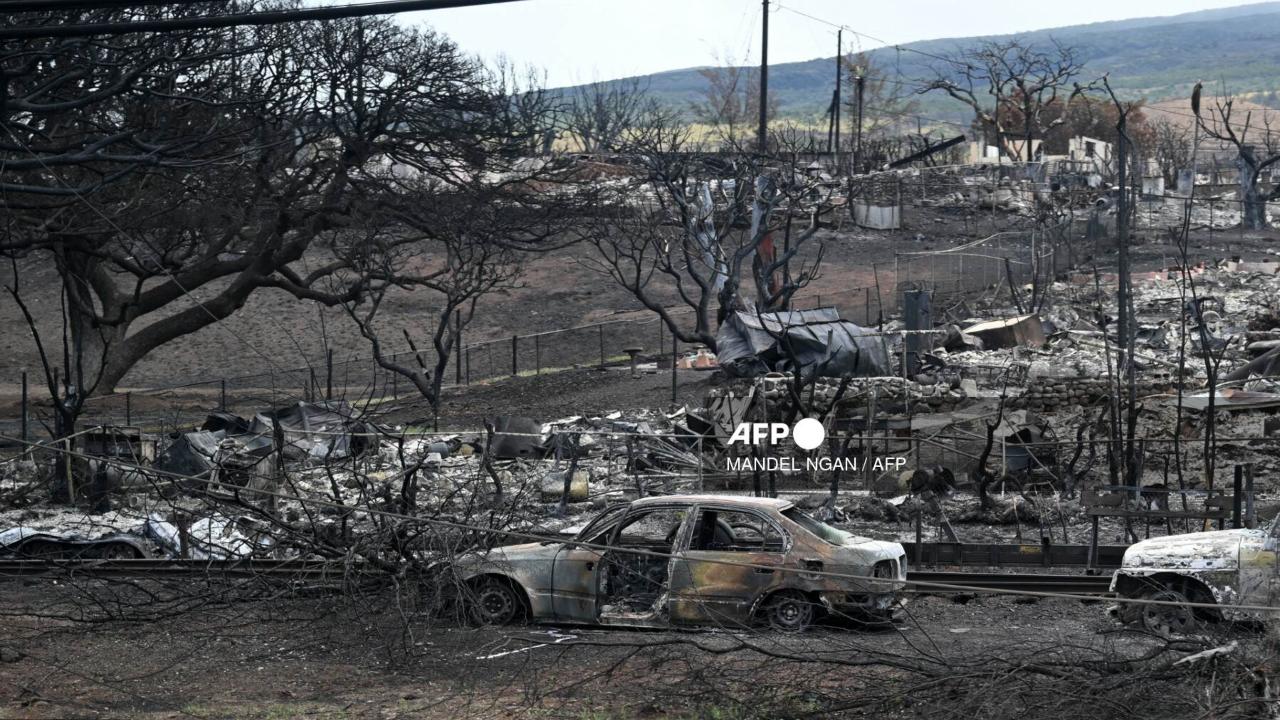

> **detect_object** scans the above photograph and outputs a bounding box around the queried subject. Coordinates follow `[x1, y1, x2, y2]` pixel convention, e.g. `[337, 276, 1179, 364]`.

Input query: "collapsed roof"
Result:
[156, 401, 370, 482]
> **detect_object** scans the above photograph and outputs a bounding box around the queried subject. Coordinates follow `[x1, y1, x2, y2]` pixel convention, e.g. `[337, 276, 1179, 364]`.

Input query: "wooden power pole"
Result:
[758, 0, 769, 155]
[834, 29, 842, 162]
[854, 74, 865, 174]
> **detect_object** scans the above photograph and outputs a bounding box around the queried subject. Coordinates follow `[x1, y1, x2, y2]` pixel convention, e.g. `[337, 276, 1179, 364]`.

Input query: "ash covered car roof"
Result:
[629, 494, 793, 510]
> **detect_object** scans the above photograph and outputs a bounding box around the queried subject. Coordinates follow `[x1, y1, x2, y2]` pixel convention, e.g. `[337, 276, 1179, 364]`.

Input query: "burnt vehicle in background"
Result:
[0, 527, 150, 560]
[1111, 513, 1280, 635]
[450, 494, 907, 632]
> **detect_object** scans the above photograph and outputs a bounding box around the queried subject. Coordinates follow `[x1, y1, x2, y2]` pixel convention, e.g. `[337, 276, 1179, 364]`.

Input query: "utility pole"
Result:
[854, 74, 865, 175]
[1113, 102, 1137, 491]
[827, 90, 837, 153]
[757, 0, 769, 155]
[833, 29, 842, 162]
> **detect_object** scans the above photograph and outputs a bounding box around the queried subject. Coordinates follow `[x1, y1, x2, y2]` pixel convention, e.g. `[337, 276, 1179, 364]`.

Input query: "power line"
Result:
[0, 0, 218, 10]
[0, 0, 527, 39]
[760, 4, 973, 132]
[772, 2, 970, 70]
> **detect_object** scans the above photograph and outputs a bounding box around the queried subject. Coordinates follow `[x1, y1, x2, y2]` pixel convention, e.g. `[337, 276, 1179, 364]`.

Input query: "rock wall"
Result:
[1016, 376, 1163, 410]
[729, 374, 967, 416]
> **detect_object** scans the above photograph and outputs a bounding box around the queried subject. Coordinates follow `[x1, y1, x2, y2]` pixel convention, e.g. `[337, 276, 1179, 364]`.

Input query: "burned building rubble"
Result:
[4, 259, 1280, 568]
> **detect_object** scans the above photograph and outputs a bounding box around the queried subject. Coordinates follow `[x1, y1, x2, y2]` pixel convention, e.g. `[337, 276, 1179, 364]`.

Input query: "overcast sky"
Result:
[388, 0, 1260, 87]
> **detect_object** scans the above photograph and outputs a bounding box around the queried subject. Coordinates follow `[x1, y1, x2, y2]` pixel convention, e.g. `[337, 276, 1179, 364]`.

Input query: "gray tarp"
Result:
[715, 308, 890, 378]
[249, 401, 363, 460]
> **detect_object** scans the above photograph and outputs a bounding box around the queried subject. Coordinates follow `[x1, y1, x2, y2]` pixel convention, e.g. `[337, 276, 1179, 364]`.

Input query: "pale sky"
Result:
[382, 0, 1263, 86]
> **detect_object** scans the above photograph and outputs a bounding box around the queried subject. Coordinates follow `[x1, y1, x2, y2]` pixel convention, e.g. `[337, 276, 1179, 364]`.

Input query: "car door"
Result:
[550, 504, 625, 622]
[594, 505, 690, 624]
[667, 506, 789, 627]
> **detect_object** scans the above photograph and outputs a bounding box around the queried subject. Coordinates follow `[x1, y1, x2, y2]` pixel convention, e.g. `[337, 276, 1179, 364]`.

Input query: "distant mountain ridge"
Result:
[555, 2, 1280, 126]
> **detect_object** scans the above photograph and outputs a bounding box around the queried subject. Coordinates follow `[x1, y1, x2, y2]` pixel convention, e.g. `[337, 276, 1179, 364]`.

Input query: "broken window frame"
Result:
[609, 506, 690, 550]
[574, 504, 628, 545]
[688, 506, 790, 554]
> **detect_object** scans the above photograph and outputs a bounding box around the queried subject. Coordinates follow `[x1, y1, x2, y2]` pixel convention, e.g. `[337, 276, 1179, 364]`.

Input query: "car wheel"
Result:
[1116, 596, 1143, 625]
[469, 579, 522, 626]
[762, 590, 814, 633]
[1141, 588, 1198, 636]
[18, 540, 65, 560]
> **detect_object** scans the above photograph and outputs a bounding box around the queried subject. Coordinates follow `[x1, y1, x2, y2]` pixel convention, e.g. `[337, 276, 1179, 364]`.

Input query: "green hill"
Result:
[556, 2, 1280, 126]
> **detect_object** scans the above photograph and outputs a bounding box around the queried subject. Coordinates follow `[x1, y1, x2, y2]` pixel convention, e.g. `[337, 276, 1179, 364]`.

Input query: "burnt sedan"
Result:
[451, 495, 907, 632]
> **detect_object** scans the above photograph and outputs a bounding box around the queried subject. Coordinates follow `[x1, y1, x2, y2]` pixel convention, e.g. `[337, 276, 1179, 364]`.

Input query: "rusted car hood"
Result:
[1122, 529, 1246, 571]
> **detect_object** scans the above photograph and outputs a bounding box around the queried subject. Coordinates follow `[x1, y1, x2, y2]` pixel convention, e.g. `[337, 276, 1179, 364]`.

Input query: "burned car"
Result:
[0, 527, 150, 560]
[451, 494, 906, 632]
[1110, 513, 1280, 634]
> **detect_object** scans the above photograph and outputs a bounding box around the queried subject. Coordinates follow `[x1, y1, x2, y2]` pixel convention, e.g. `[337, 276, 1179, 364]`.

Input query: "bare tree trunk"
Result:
[1238, 158, 1268, 230]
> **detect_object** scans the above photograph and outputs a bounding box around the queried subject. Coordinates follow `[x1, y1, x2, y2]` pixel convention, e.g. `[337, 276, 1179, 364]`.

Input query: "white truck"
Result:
[1110, 514, 1279, 634]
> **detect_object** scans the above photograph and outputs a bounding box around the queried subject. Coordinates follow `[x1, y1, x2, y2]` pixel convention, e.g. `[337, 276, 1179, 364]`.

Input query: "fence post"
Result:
[454, 309, 462, 386]
[326, 349, 333, 400]
[64, 438, 74, 503]
[466, 347, 471, 386]
[176, 512, 190, 559]
[914, 512, 922, 569]
[1232, 465, 1243, 529]
[20, 370, 28, 443]
[511, 335, 518, 377]
[1245, 464, 1256, 528]
[670, 340, 678, 405]
[125, 392, 132, 427]
[220, 379, 227, 411]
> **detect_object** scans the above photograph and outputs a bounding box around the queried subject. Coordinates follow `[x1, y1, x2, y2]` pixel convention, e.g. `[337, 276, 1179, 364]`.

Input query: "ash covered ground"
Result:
[4, 196, 1280, 719]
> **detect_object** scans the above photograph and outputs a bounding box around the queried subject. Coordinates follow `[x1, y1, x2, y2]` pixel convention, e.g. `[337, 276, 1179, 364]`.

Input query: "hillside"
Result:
[559, 2, 1280, 125]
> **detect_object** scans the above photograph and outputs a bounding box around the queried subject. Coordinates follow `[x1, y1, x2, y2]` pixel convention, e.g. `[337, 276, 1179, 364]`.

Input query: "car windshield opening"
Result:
[576, 505, 626, 544]
[781, 507, 848, 545]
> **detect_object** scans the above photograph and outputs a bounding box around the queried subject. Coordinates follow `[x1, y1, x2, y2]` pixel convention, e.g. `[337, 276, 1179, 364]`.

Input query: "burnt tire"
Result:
[1116, 596, 1143, 625]
[1141, 588, 1198, 637]
[467, 578, 523, 626]
[762, 590, 815, 633]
